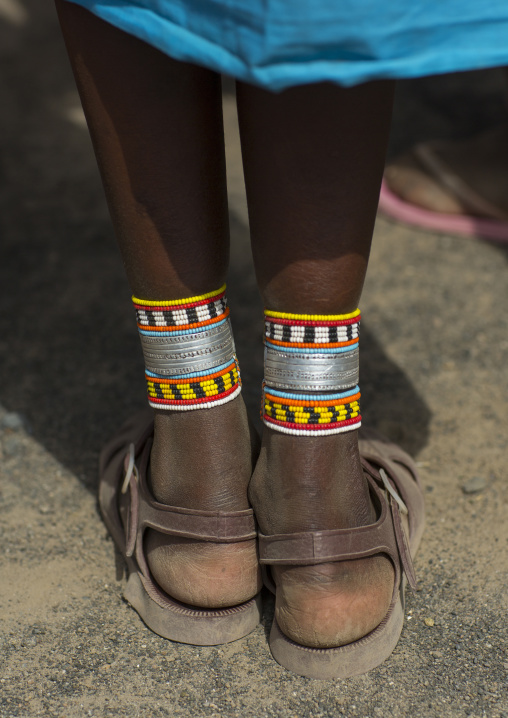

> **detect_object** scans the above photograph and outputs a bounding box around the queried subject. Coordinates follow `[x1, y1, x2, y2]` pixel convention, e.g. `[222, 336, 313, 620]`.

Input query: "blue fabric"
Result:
[68, 0, 508, 89]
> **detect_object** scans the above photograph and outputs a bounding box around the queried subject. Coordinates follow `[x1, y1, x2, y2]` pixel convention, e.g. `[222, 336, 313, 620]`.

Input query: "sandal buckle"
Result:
[379, 468, 408, 515]
[121, 443, 139, 494]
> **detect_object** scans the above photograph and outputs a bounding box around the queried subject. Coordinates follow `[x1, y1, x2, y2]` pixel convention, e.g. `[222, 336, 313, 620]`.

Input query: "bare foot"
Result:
[249, 429, 395, 648]
[385, 125, 508, 219]
[144, 397, 262, 608]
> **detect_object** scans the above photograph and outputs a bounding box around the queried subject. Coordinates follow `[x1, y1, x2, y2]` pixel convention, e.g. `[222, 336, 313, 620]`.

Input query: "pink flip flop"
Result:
[378, 141, 508, 243]
[378, 180, 508, 242]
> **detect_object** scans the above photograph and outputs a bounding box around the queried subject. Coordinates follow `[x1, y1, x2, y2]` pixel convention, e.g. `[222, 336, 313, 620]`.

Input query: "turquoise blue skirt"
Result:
[68, 0, 508, 90]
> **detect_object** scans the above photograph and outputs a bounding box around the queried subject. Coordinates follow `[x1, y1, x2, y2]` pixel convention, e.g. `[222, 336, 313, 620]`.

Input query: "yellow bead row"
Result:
[265, 409, 360, 425]
[156, 374, 237, 391]
[133, 284, 226, 307]
[264, 308, 360, 321]
[148, 374, 236, 400]
[265, 402, 359, 423]
[266, 407, 357, 419]
[267, 412, 360, 425]
[265, 400, 359, 414]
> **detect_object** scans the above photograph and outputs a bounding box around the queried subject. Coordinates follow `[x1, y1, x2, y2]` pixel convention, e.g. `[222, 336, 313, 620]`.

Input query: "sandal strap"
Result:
[361, 456, 418, 590]
[358, 429, 425, 551]
[121, 437, 257, 579]
[359, 434, 420, 488]
[259, 471, 418, 591]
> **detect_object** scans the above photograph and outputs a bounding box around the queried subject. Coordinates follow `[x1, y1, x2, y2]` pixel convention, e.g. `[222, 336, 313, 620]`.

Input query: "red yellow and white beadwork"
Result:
[133, 285, 241, 410]
[262, 308, 361, 435]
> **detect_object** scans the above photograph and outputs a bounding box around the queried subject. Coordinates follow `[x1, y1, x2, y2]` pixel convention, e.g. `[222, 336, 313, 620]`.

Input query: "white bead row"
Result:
[265, 323, 358, 344]
[137, 298, 226, 327]
[148, 384, 241, 411]
[263, 416, 361, 436]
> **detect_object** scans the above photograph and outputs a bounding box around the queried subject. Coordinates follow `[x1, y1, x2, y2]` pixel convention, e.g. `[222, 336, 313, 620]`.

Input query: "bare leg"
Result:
[56, 1, 260, 607]
[237, 79, 396, 646]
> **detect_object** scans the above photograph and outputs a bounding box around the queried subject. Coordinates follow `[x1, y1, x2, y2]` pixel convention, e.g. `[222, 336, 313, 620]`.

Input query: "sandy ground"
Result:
[0, 2, 507, 717]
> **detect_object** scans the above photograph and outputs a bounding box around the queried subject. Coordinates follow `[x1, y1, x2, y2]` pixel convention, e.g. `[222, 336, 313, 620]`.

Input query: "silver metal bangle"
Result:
[264, 345, 359, 391]
[139, 318, 236, 376]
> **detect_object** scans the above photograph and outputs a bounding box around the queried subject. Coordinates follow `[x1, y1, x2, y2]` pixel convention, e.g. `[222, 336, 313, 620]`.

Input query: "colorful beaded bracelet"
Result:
[262, 308, 361, 435]
[134, 289, 227, 333]
[147, 361, 240, 407]
[134, 286, 241, 411]
[265, 311, 359, 348]
[262, 385, 361, 436]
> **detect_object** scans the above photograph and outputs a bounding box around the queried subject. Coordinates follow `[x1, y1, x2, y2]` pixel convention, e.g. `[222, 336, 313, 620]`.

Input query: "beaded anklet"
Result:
[133, 284, 241, 410]
[262, 309, 361, 436]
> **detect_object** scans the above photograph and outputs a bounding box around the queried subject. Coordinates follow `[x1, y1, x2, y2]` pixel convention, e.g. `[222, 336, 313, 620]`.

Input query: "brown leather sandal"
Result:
[259, 429, 425, 679]
[99, 410, 262, 645]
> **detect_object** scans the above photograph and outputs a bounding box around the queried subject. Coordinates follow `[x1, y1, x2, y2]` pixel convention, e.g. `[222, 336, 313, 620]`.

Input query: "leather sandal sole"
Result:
[262, 428, 425, 679]
[269, 593, 405, 680]
[99, 409, 262, 646]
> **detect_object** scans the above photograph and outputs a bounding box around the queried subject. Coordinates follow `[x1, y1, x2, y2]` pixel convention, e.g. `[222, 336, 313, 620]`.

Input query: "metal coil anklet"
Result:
[133, 284, 241, 410]
[262, 308, 361, 436]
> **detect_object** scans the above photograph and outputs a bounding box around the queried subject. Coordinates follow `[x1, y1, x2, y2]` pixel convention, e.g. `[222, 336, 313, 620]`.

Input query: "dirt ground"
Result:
[0, 2, 507, 717]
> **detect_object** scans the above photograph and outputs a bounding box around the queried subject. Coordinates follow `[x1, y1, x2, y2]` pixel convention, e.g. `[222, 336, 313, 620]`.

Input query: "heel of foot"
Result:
[145, 533, 262, 608]
[273, 557, 395, 648]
